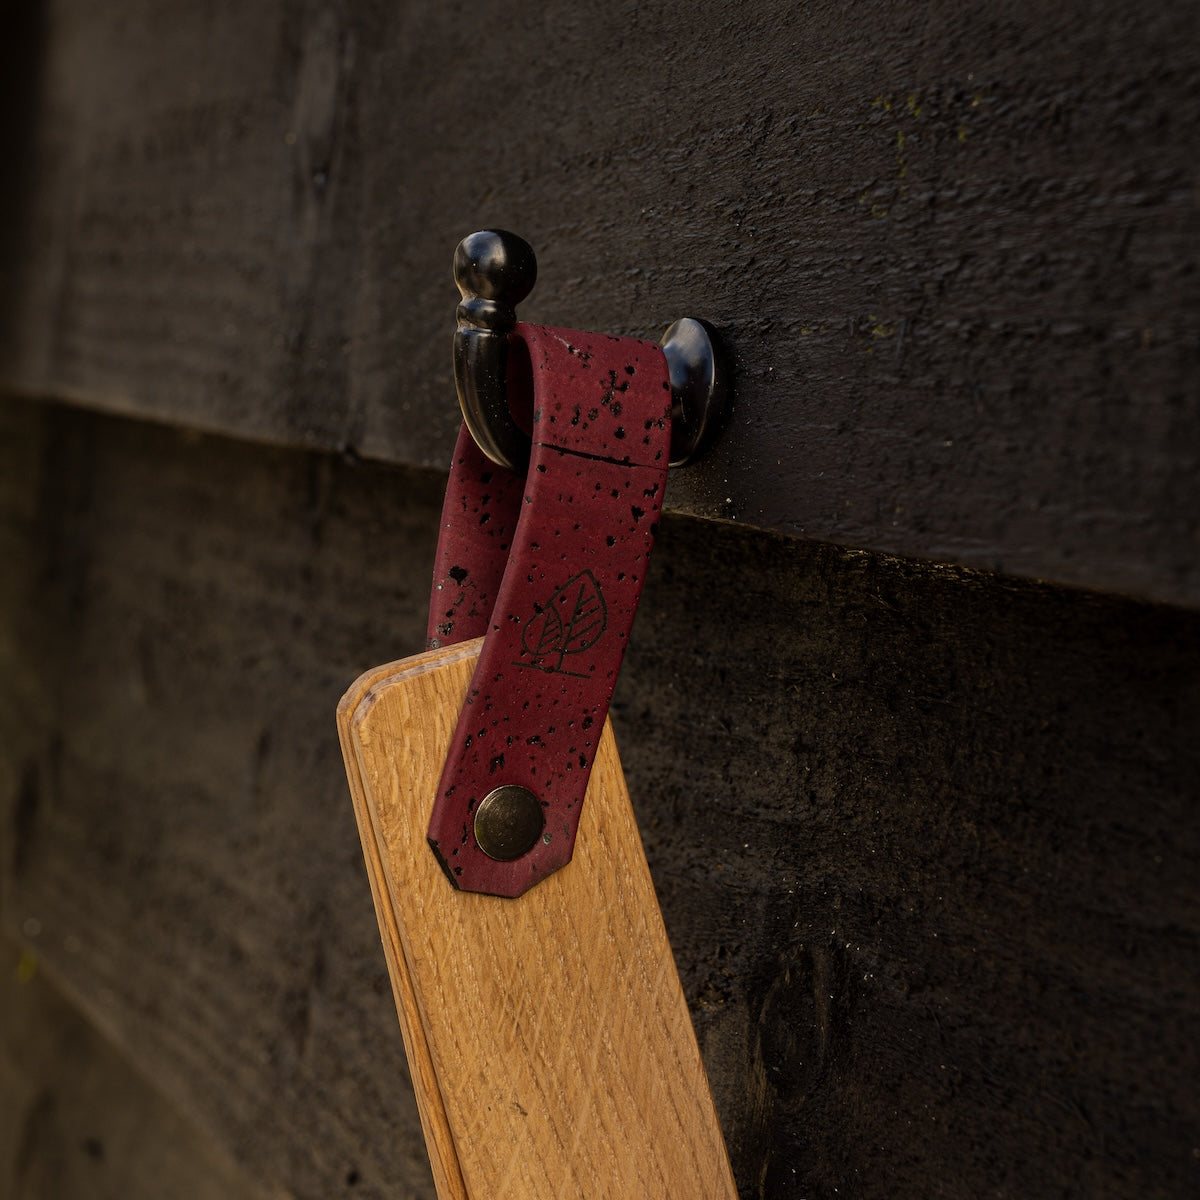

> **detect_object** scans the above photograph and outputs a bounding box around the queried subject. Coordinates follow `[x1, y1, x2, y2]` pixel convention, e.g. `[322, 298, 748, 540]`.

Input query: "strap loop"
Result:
[427, 324, 671, 897]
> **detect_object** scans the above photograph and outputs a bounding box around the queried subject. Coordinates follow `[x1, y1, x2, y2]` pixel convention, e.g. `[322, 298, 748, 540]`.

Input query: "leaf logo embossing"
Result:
[520, 570, 608, 676]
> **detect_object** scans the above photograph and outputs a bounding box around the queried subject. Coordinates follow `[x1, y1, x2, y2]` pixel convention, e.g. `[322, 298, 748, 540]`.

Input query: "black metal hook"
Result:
[453, 230, 727, 472]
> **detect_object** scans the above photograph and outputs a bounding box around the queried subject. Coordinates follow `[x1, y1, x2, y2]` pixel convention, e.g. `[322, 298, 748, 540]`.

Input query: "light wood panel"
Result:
[338, 641, 737, 1200]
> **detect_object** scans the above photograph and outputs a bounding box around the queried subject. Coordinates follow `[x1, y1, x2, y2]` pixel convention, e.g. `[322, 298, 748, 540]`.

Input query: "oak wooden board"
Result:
[338, 640, 737, 1200]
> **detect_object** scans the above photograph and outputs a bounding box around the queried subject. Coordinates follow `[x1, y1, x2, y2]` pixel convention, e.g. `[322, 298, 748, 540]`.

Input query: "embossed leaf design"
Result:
[524, 602, 565, 660]
[522, 570, 607, 671]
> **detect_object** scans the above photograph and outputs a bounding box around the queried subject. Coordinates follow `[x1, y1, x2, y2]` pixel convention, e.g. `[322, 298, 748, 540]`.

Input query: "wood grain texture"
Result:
[0, 399, 445, 1200]
[3, 398, 1199, 1198]
[339, 642, 737, 1199]
[339, 647, 470, 1200]
[1, 1, 1198, 604]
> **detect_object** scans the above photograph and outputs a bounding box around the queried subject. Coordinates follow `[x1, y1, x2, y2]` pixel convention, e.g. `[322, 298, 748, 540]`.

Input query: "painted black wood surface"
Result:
[2, 399, 1197, 1198]
[2, 1, 1198, 1194]
[0, 1, 1197, 604]
[0, 931, 267, 1200]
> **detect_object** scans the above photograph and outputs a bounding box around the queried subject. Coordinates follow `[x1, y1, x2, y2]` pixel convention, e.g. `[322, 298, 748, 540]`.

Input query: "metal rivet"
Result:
[474, 785, 544, 861]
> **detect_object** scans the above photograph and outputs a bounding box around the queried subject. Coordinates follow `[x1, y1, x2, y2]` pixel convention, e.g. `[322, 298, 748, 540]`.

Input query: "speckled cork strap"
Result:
[427, 323, 672, 898]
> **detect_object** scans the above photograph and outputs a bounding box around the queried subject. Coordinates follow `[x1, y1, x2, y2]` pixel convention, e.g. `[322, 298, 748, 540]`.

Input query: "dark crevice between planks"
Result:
[0, 2, 47, 361]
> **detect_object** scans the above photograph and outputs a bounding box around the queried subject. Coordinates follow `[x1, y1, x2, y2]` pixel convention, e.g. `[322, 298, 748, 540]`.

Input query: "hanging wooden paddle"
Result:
[337, 231, 736, 1199]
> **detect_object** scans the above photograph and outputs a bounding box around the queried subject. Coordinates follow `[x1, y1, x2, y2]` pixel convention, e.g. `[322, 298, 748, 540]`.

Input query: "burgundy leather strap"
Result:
[427, 323, 672, 897]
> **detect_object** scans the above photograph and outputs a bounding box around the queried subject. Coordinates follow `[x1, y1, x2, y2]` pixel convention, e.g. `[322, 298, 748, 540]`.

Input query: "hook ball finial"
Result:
[454, 230, 537, 308]
[452, 231, 536, 471]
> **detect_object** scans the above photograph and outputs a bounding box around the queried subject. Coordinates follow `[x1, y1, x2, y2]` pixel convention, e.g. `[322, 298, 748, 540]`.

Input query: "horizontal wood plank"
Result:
[0, 399, 444, 1200]
[2, 397, 1198, 1196]
[0, 1, 1197, 603]
[0, 934, 269, 1200]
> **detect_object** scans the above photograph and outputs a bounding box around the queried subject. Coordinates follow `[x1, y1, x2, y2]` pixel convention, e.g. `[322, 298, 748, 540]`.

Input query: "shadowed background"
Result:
[2, 1, 1198, 1197]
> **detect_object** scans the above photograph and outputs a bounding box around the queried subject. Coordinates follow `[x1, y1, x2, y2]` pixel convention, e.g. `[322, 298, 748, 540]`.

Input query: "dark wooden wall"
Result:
[1, 0, 1198, 604]
[3, 399, 1198, 1198]
[2, 0, 1198, 1197]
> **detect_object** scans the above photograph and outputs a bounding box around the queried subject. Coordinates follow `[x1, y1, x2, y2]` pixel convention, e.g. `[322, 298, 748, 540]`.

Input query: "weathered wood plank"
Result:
[0, 399, 444, 1199]
[2, 397, 1198, 1197]
[0, 1, 1197, 603]
[0, 934, 270, 1200]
